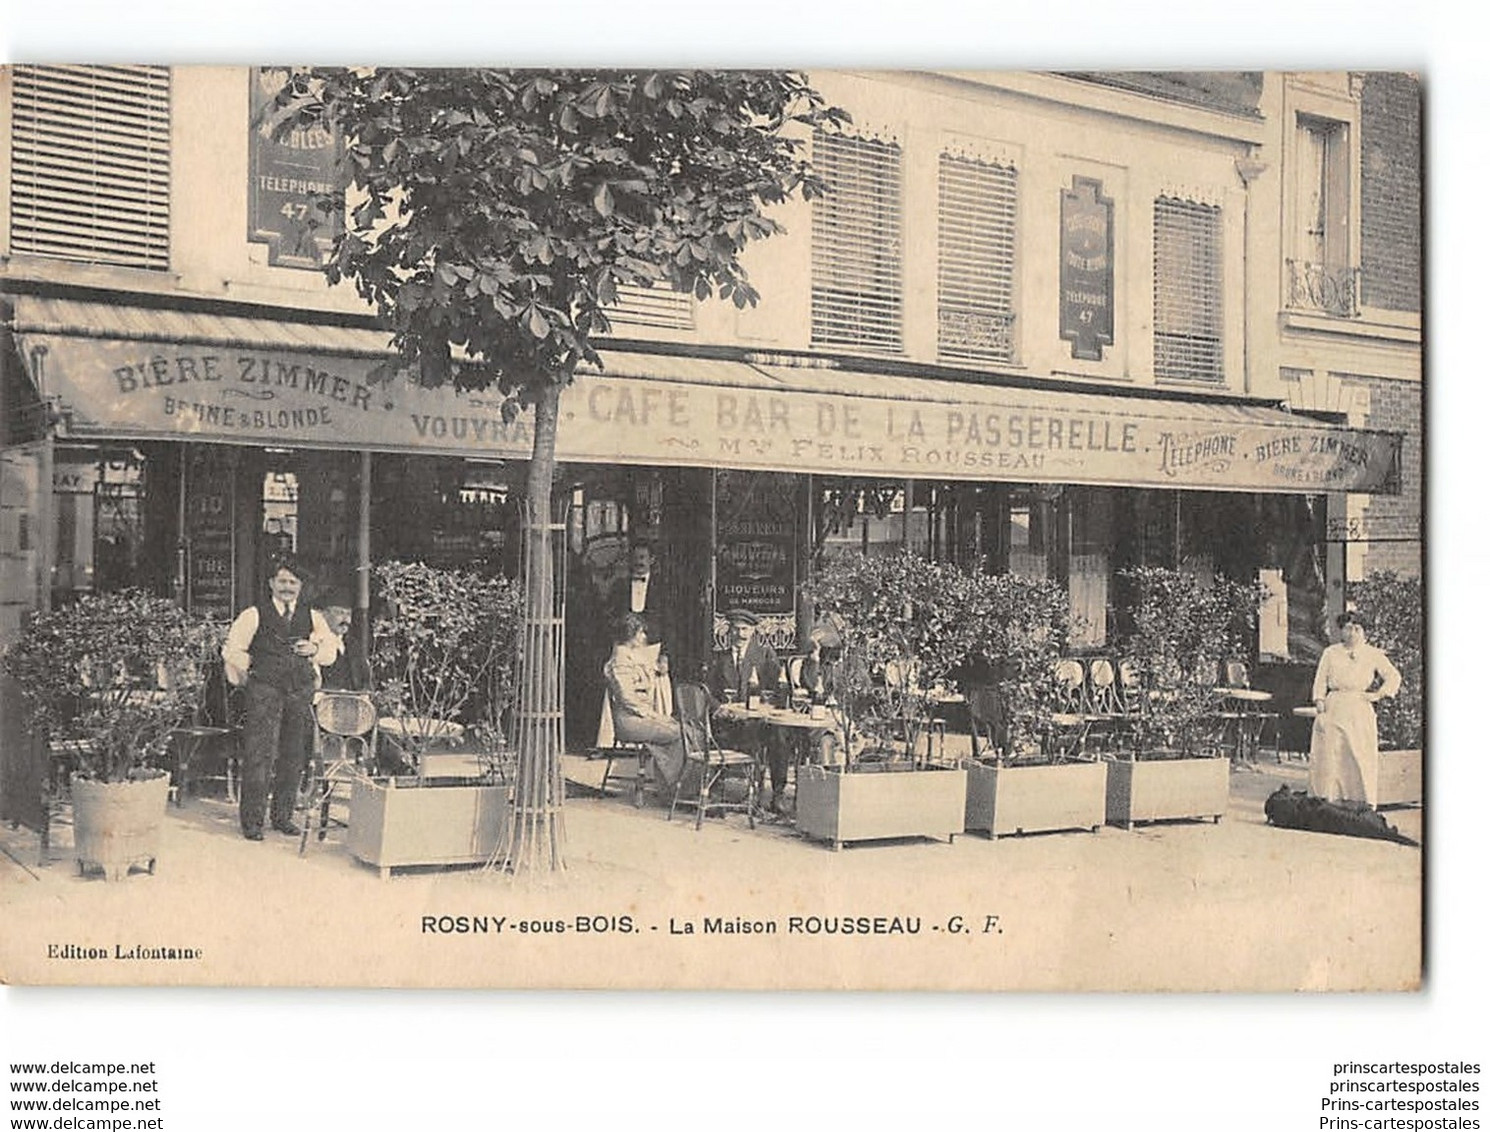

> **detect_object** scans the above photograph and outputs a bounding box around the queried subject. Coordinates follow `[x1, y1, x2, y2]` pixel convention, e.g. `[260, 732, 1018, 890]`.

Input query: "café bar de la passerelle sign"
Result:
[30, 336, 1400, 496]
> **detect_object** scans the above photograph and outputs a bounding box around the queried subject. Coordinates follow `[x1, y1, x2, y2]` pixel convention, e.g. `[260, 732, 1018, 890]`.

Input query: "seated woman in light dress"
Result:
[603, 613, 687, 791]
[1309, 610, 1402, 806]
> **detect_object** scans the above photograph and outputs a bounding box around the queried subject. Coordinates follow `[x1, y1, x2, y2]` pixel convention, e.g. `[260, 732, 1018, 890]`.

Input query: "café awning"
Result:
[12, 296, 1401, 494]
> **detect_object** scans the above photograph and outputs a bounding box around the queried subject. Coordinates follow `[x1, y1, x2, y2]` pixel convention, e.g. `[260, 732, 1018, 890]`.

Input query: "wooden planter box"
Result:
[1375, 749, 1422, 809]
[795, 765, 967, 851]
[70, 771, 171, 881]
[347, 777, 508, 879]
[964, 760, 1106, 838]
[1105, 756, 1229, 829]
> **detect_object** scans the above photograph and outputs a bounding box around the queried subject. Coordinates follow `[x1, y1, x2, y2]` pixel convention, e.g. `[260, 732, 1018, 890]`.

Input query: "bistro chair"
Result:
[165, 657, 239, 807]
[670, 682, 759, 830]
[1044, 658, 1090, 761]
[1216, 660, 1278, 765]
[299, 690, 378, 855]
[594, 681, 652, 807]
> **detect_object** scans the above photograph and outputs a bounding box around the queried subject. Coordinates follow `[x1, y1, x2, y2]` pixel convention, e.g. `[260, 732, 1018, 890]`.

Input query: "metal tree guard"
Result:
[494, 498, 568, 874]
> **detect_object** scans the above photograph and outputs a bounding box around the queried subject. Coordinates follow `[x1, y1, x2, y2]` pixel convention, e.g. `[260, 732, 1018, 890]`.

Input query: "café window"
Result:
[1153, 196, 1223, 383]
[811, 128, 903, 353]
[51, 446, 148, 602]
[937, 151, 1018, 364]
[9, 64, 171, 270]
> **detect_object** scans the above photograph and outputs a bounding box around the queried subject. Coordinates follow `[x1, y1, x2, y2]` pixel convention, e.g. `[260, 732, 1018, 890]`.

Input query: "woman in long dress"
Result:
[603, 613, 687, 791]
[1309, 611, 1402, 806]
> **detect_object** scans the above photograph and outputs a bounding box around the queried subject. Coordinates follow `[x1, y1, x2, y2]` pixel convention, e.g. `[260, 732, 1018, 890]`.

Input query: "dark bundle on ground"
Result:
[1264, 787, 1418, 847]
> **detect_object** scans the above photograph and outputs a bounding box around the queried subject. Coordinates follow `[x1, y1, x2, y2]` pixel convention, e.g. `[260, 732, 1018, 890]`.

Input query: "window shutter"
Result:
[938, 153, 1018, 364]
[607, 283, 695, 331]
[1153, 196, 1222, 382]
[9, 65, 171, 271]
[811, 130, 902, 353]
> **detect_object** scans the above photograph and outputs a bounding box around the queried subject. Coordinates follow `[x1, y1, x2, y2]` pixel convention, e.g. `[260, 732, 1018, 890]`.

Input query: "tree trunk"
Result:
[498, 380, 567, 874]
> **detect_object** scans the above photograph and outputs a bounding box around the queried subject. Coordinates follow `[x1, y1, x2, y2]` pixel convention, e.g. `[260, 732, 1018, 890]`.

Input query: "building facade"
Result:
[0, 67, 1418, 828]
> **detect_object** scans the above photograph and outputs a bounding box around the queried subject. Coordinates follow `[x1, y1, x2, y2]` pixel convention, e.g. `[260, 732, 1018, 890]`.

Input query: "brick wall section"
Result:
[1359, 73, 1422, 312]
[1349, 374, 1422, 577]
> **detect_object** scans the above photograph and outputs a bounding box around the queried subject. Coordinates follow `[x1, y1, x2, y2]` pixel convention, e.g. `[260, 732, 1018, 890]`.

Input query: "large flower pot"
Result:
[795, 764, 967, 851]
[1105, 755, 1229, 829]
[1375, 749, 1422, 809]
[70, 771, 171, 881]
[964, 759, 1106, 838]
[347, 776, 509, 879]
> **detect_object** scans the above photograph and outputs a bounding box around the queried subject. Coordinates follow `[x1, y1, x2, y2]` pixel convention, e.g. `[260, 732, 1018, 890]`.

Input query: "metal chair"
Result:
[1045, 658, 1090, 761]
[1217, 660, 1277, 765]
[299, 690, 378, 855]
[593, 681, 652, 806]
[670, 682, 759, 830]
[165, 659, 239, 806]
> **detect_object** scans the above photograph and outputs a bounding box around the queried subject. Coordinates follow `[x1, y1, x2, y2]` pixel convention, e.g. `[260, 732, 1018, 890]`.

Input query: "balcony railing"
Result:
[1286, 260, 1360, 319]
[938, 306, 1017, 364]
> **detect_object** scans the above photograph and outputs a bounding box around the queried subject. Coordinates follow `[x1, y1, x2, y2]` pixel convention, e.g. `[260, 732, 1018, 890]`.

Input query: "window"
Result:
[607, 283, 695, 331]
[1289, 116, 1356, 316]
[811, 129, 902, 353]
[9, 65, 171, 270]
[938, 153, 1017, 363]
[1153, 197, 1223, 383]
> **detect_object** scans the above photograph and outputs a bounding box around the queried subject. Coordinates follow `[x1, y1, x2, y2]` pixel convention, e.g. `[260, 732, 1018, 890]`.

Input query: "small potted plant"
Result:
[2, 589, 212, 879]
[346, 560, 522, 877]
[798, 552, 970, 850]
[960, 572, 1107, 838]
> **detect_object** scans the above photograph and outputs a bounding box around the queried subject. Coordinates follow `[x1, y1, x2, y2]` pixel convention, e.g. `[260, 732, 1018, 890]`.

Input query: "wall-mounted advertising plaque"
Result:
[1059, 175, 1115, 361]
[247, 67, 343, 269]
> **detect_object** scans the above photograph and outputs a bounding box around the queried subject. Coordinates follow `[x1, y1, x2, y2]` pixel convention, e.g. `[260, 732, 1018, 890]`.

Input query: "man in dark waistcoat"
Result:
[222, 557, 338, 840]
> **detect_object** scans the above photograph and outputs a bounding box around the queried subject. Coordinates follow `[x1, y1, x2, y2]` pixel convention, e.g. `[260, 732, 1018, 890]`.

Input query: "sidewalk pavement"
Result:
[0, 755, 1421, 991]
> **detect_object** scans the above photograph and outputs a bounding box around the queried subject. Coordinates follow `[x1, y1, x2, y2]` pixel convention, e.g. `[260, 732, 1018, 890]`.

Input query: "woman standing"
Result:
[1309, 611, 1403, 806]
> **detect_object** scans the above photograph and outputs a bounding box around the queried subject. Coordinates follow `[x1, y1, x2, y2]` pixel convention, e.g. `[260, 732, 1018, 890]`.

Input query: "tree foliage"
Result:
[369, 560, 523, 761]
[961, 572, 1073, 759]
[2, 590, 217, 782]
[1347, 571, 1423, 749]
[272, 68, 847, 404]
[1116, 566, 1264, 756]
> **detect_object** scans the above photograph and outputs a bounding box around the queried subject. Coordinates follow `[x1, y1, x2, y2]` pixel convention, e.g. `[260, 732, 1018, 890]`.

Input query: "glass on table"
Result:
[723, 687, 738, 704]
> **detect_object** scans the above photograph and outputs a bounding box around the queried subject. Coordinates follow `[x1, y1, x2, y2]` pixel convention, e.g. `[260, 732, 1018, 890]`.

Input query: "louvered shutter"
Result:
[1153, 197, 1222, 382]
[938, 153, 1017, 364]
[9, 65, 171, 271]
[811, 130, 902, 353]
[608, 283, 695, 330]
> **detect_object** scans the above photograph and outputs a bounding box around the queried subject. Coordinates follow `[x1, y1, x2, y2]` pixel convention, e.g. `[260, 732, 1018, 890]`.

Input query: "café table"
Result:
[1213, 685, 1276, 765]
[376, 716, 467, 780]
[713, 700, 840, 815]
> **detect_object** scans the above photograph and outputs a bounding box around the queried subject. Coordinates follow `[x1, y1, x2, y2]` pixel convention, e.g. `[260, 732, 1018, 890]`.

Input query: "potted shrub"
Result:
[1105, 567, 1261, 828]
[1347, 571, 1422, 807]
[960, 573, 1107, 838]
[346, 560, 522, 877]
[2, 590, 213, 879]
[798, 552, 969, 850]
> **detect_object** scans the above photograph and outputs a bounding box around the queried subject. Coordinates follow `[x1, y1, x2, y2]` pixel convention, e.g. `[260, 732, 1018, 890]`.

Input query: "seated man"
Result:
[604, 613, 688, 793]
[708, 607, 791, 814]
